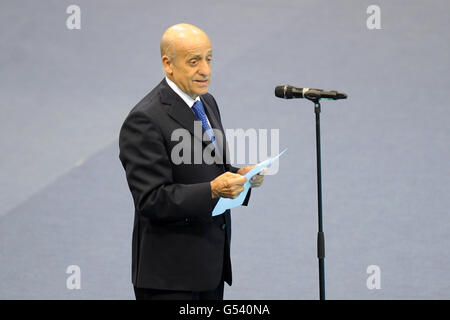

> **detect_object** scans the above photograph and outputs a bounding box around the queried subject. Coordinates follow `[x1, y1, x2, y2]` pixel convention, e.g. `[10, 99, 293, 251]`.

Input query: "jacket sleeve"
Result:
[119, 111, 219, 223]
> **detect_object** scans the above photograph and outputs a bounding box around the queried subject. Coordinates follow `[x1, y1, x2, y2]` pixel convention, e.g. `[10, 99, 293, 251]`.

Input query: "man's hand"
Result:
[210, 172, 247, 199]
[237, 165, 266, 188]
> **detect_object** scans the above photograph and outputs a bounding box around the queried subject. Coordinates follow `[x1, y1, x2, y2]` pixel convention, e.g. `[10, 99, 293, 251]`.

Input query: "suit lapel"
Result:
[159, 79, 225, 166]
[160, 79, 207, 147]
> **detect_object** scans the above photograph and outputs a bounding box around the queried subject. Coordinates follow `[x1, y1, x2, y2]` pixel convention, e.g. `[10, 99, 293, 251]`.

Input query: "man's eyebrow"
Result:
[186, 51, 213, 60]
[187, 55, 202, 60]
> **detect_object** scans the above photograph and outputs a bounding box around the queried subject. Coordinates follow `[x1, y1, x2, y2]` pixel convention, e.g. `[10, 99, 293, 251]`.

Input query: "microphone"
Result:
[275, 85, 347, 101]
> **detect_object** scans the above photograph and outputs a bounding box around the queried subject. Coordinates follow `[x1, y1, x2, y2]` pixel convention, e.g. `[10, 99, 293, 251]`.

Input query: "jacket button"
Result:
[221, 223, 226, 230]
[185, 218, 189, 223]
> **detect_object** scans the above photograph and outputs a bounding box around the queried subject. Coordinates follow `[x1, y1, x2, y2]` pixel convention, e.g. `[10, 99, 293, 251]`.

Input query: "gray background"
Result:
[0, 0, 449, 299]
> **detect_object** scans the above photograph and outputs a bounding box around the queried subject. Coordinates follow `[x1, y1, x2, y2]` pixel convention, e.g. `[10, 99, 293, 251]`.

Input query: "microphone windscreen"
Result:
[274, 86, 285, 98]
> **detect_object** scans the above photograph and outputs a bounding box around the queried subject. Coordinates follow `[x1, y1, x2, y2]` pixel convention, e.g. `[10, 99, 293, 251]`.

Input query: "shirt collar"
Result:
[165, 76, 200, 108]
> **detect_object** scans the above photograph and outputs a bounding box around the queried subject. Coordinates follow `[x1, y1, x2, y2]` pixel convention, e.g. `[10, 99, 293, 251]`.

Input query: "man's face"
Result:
[164, 36, 212, 99]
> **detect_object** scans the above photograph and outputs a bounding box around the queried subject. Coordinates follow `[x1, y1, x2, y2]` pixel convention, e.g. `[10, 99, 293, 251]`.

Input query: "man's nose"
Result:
[197, 59, 210, 77]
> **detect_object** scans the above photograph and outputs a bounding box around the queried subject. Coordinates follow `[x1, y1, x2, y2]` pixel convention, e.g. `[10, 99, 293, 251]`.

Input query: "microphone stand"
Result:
[313, 99, 325, 300]
[275, 85, 346, 300]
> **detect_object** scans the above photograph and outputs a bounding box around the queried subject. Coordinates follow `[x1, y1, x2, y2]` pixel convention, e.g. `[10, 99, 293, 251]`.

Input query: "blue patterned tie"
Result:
[192, 100, 217, 149]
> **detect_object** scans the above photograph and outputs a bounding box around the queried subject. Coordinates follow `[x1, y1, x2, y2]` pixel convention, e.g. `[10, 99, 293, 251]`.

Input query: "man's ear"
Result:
[162, 56, 173, 75]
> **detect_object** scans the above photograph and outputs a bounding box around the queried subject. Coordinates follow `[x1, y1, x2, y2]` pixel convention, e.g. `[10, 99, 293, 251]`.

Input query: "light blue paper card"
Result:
[212, 148, 287, 216]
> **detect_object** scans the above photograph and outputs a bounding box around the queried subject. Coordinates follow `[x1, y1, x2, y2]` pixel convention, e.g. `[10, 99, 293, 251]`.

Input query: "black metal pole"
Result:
[314, 101, 326, 300]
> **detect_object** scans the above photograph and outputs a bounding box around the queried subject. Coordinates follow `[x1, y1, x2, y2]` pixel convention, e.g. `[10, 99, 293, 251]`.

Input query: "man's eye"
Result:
[190, 60, 198, 65]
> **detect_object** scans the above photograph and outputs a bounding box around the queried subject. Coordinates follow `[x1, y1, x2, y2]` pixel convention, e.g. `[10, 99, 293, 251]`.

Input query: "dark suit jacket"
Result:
[119, 78, 250, 291]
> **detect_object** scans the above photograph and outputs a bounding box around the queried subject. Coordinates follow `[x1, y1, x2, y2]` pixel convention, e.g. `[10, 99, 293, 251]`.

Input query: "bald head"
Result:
[160, 23, 213, 99]
[160, 23, 210, 60]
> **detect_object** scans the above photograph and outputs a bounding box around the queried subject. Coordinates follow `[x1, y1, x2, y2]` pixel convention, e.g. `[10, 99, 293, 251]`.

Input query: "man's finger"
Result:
[251, 175, 264, 182]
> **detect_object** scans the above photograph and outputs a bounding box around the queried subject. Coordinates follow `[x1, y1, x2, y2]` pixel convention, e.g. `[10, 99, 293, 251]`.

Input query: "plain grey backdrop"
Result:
[1, 0, 449, 299]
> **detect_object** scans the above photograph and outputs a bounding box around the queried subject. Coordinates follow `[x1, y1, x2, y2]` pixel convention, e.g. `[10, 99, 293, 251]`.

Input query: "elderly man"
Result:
[119, 23, 264, 300]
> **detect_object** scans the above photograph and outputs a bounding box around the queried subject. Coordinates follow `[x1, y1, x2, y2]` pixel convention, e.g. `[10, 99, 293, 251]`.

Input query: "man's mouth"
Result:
[194, 79, 208, 84]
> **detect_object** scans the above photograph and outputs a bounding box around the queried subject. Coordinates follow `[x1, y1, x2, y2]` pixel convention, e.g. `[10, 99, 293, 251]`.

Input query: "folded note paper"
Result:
[212, 148, 287, 216]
